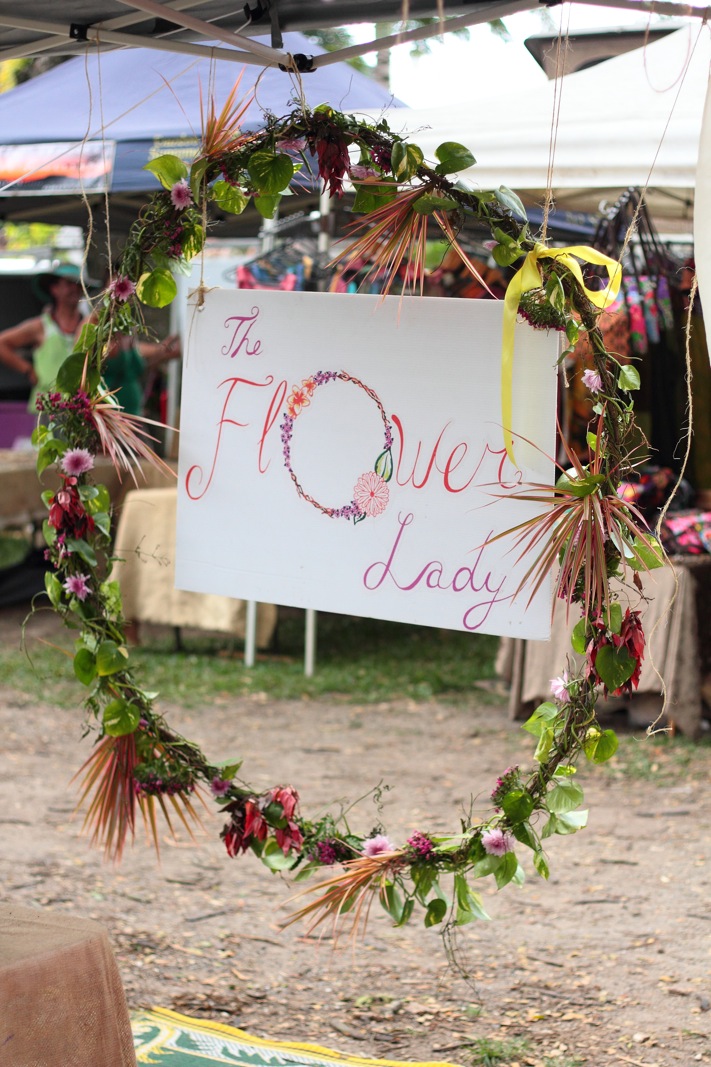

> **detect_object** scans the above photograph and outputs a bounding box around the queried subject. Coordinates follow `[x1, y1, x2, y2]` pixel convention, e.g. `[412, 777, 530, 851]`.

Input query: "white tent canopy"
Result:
[372, 26, 711, 229]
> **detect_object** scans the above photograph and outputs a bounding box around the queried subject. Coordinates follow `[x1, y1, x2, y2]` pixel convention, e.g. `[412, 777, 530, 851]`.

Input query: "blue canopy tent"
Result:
[0, 31, 402, 230]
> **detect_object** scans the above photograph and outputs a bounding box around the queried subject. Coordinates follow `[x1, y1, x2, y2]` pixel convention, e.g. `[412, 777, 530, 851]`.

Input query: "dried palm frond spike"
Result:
[89, 389, 176, 485]
[282, 851, 407, 942]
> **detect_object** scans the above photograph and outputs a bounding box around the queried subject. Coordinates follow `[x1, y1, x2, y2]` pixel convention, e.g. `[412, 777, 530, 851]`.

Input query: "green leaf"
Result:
[248, 151, 294, 195]
[534, 726, 554, 763]
[555, 470, 606, 497]
[501, 789, 534, 824]
[522, 701, 559, 737]
[533, 851, 550, 878]
[396, 897, 415, 927]
[566, 319, 580, 345]
[381, 882, 404, 923]
[494, 851, 518, 890]
[424, 897, 447, 928]
[454, 874, 491, 923]
[571, 618, 588, 654]
[412, 192, 459, 215]
[73, 647, 97, 686]
[189, 157, 211, 201]
[434, 141, 476, 174]
[606, 602, 623, 634]
[37, 443, 59, 477]
[102, 698, 140, 737]
[588, 728, 619, 764]
[390, 140, 423, 181]
[292, 861, 320, 883]
[374, 448, 393, 482]
[96, 639, 129, 676]
[254, 194, 281, 219]
[144, 154, 188, 189]
[551, 809, 589, 835]
[261, 838, 298, 871]
[618, 364, 641, 391]
[469, 854, 500, 879]
[64, 537, 98, 567]
[44, 571, 63, 608]
[547, 779, 584, 815]
[210, 179, 249, 215]
[352, 182, 397, 214]
[594, 644, 636, 691]
[411, 863, 437, 905]
[627, 535, 665, 571]
[137, 268, 177, 309]
[511, 821, 538, 852]
[56, 351, 100, 394]
[495, 185, 528, 220]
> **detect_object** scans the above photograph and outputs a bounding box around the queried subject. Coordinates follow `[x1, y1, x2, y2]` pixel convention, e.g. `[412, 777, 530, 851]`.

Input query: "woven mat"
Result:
[132, 1008, 461, 1067]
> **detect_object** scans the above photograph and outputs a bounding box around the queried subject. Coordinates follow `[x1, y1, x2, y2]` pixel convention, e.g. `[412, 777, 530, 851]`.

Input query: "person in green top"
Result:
[0, 262, 90, 410]
[102, 332, 181, 416]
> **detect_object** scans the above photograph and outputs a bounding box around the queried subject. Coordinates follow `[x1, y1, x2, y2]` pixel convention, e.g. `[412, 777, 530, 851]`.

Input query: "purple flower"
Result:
[109, 275, 136, 302]
[362, 833, 395, 857]
[210, 777, 232, 797]
[63, 573, 91, 601]
[582, 368, 603, 394]
[276, 137, 307, 153]
[170, 179, 192, 210]
[550, 671, 571, 703]
[481, 827, 514, 857]
[349, 164, 379, 181]
[60, 448, 94, 477]
[407, 831, 434, 858]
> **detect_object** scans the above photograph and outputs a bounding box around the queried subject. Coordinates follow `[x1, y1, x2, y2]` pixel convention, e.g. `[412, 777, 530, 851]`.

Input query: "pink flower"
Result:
[362, 834, 395, 857]
[276, 137, 307, 153]
[481, 827, 514, 857]
[60, 448, 94, 476]
[349, 164, 379, 181]
[582, 368, 603, 393]
[353, 471, 389, 518]
[109, 275, 136, 302]
[63, 573, 91, 601]
[550, 671, 571, 703]
[170, 179, 192, 210]
[210, 777, 232, 797]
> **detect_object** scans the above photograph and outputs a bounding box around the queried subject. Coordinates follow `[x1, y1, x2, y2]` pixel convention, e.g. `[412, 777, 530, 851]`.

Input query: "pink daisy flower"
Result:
[60, 448, 94, 476]
[170, 179, 192, 210]
[349, 164, 379, 181]
[353, 471, 389, 518]
[550, 670, 571, 703]
[362, 834, 395, 857]
[210, 777, 232, 797]
[109, 275, 136, 302]
[582, 368, 603, 393]
[63, 573, 91, 601]
[481, 827, 514, 857]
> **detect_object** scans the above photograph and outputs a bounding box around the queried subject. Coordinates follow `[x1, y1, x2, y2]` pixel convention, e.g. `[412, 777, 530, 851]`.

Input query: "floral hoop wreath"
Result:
[280, 371, 394, 523]
[27, 99, 669, 942]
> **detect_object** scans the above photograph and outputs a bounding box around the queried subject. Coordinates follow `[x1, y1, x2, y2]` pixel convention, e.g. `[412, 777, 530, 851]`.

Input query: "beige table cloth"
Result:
[111, 487, 277, 647]
[498, 560, 704, 738]
[0, 903, 136, 1067]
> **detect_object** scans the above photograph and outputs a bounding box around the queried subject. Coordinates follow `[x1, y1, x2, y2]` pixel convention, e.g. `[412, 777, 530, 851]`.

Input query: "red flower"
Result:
[586, 608, 645, 696]
[47, 476, 95, 540]
[314, 134, 350, 198]
[243, 799, 268, 843]
[270, 785, 299, 820]
[275, 823, 304, 855]
[222, 818, 246, 857]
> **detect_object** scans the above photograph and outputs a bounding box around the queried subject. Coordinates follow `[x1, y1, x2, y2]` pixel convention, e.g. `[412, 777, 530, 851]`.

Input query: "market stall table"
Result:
[111, 487, 277, 648]
[0, 903, 136, 1067]
[498, 558, 708, 738]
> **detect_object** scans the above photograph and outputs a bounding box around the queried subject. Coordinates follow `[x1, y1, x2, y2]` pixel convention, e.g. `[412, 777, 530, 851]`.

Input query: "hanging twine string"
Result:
[541, 3, 572, 243]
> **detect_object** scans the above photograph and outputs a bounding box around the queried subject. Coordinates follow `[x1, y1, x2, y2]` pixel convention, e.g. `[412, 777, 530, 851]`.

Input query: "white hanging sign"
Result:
[176, 289, 558, 639]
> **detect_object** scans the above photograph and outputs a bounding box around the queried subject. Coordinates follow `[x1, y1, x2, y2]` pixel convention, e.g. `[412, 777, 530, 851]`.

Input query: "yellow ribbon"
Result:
[501, 242, 622, 466]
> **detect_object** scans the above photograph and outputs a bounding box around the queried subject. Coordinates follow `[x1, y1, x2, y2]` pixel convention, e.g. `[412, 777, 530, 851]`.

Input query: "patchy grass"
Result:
[0, 606, 500, 709]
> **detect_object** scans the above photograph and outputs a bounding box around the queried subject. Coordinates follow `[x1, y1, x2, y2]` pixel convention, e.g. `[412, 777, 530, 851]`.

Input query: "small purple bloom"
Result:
[109, 276, 136, 302]
[63, 573, 91, 601]
[407, 831, 434, 858]
[61, 448, 94, 476]
[170, 179, 192, 210]
[550, 671, 571, 703]
[582, 368, 603, 394]
[349, 164, 379, 181]
[362, 833, 395, 857]
[210, 777, 232, 797]
[481, 827, 514, 857]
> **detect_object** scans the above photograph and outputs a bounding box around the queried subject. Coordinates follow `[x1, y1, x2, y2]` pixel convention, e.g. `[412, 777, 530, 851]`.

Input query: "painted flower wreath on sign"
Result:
[31, 84, 666, 938]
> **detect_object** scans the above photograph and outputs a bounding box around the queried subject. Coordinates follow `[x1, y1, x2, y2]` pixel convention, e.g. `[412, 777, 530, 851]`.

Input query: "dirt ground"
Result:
[1, 605, 709, 1067]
